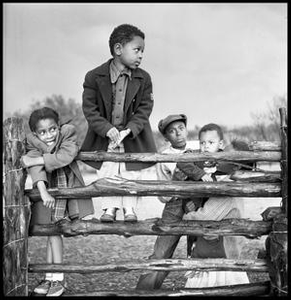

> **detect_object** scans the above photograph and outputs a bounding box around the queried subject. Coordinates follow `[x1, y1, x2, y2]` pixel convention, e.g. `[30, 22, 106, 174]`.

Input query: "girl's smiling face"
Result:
[34, 118, 59, 146]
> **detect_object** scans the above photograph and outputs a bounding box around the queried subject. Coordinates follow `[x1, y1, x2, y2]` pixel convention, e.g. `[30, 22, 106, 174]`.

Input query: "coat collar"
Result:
[95, 58, 144, 79]
[95, 58, 143, 115]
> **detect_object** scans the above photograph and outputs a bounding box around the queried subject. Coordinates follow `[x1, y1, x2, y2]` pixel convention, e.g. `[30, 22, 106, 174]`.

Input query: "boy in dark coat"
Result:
[81, 24, 157, 222]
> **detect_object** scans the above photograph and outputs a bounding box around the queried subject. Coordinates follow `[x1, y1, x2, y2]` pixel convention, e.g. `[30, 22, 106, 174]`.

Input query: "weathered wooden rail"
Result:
[3, 108, 287, 296]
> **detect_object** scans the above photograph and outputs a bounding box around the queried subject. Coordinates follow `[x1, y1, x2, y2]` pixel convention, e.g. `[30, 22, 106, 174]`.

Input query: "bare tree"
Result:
[250, 95, 287, 141]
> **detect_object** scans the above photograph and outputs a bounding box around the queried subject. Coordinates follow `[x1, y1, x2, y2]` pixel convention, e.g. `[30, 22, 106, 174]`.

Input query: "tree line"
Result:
[9, 94, 287, 151]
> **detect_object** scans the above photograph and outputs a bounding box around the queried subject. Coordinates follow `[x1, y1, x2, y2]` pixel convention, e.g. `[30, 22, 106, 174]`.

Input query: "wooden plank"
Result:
[29, 258, 269, 273]
[77, 150, 281, 163]
[29, 218, 272, 238]
[66, 281, 271, 297]
[25, 178, 282, 200]
[230, 170, 281, 182]
[249, 141, 281, 151]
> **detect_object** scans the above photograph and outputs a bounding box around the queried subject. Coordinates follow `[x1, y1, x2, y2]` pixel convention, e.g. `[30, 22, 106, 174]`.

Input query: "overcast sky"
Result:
[3, 3, 287, 130]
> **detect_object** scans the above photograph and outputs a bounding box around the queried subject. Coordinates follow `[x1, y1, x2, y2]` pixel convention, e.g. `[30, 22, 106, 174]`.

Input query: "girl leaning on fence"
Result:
[21, 107, 94, 296]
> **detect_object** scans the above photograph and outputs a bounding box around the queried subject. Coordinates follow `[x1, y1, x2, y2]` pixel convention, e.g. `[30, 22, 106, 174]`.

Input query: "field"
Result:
[27, 164, 281, 295]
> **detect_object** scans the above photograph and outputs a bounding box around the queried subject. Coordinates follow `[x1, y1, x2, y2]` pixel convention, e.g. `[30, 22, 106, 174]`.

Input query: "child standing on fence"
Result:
[21, 107, 94, 296]
[174, 123, 249, 288]
[81, 23, 157, 222]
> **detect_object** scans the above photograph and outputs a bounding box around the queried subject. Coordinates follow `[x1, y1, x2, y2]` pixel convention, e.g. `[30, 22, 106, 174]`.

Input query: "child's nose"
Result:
[46, 131, 53, 138]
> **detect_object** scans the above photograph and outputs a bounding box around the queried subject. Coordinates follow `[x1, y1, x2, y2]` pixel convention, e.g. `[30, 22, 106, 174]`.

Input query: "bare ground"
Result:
[28, 226, 271, 295]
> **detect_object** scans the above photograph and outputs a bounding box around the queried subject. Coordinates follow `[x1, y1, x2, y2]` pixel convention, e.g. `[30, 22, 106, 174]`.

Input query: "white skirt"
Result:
[184, 270, 249, 288]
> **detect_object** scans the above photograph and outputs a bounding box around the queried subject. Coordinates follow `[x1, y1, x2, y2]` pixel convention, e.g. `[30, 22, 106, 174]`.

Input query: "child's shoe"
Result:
[46, 280, 66, 297]
[123, 208, 137, 222]
[33, 279, 51, 295]
[100, 208, 116, 222]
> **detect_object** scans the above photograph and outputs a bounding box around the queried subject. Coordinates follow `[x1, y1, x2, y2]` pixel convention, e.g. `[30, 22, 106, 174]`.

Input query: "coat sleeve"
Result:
[156, 162, 175, 203]
[25, 136, 48, 186]
[82, 70, 113, 137]
[42, 124, 79, 173]
[126, 72, 154, 138]
[175, 150, 206, 181]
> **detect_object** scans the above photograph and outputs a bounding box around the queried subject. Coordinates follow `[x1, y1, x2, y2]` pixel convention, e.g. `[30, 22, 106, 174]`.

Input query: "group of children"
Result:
[21, 23, 249, 296]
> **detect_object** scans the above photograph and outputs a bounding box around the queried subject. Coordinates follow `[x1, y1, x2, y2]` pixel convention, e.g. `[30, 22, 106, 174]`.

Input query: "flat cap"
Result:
[158, 114, 187, 134]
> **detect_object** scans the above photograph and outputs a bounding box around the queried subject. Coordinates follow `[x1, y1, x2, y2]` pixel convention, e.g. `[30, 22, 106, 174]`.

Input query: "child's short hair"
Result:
[109, 24, 145, 56]
[28, 107, 59, 132]
[198, 123, 224, 140]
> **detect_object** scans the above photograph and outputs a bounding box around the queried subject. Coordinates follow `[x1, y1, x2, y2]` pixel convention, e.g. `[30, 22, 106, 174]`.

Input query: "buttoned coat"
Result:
[81, 59, 157, 170]
[26, 124, 94, 225]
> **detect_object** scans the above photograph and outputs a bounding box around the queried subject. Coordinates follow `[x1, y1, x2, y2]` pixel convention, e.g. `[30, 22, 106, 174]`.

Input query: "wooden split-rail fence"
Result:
[3, 108, 287, 297]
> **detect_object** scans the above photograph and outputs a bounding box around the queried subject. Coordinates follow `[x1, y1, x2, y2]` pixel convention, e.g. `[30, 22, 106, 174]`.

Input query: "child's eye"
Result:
[39, 131, 46, 136]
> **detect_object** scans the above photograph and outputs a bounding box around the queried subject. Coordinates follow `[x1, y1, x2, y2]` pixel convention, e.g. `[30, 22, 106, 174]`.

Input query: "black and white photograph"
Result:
[3, 2, 287, 297]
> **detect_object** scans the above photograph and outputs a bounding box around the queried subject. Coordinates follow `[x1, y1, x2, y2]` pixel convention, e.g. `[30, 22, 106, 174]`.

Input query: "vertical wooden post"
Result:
[279, 107, 287, 214]
[3, 117, 30, 296]
[265, 108, 288, 296]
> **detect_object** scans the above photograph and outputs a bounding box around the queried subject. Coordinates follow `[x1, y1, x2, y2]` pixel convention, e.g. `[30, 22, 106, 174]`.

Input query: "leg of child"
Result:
[44, 237, 54, 282]
[184, 197, 249, 287]
[48, 235, 64, 282]
[184, 196, 242, 258]
[119, 159, 139, 219]
[97, 160, 122, 218]
[136, 198, 184, 290]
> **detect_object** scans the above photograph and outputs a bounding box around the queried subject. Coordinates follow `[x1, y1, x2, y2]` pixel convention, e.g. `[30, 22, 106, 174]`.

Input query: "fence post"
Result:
[264, 108, 288, 296]
[3, 117, 30, 296]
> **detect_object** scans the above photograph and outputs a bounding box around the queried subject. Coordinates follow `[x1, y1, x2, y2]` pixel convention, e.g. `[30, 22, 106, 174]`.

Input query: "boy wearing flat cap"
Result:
[136, 113, 204, 290]
[136, 117, 249, 290]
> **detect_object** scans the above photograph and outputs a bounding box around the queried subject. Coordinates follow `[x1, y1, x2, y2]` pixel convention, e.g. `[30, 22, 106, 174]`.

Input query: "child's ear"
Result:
[114, 43, 122, 56]
[219, 140, 225, 150]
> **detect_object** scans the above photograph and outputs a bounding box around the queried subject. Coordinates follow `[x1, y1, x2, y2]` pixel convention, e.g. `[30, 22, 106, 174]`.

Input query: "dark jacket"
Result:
[173, 148, 240, 212]
[175, 149, 239, 181]
[81, 59, 157, 170]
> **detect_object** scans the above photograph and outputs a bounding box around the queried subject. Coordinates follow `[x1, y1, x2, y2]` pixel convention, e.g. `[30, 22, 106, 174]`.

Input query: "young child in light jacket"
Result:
[174, 123, 249, 288]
